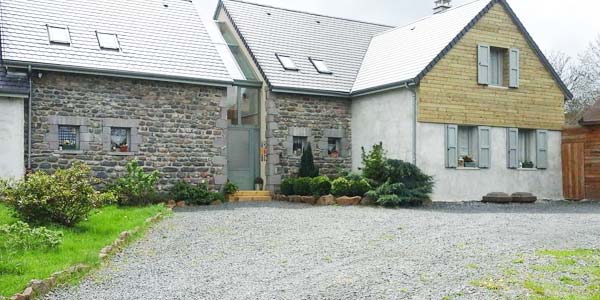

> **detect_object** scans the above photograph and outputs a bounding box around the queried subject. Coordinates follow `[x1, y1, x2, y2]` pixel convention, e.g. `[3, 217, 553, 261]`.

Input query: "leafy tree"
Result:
[298, 143, 319, 178]
[360, 142, 387, 186]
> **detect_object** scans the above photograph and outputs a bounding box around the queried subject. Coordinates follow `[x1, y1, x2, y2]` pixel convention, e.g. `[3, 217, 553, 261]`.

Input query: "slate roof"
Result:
[352, 0, 490, 94]
[218, 0, 392, 96]
[0, 0, 233, 85]
[0, 72, 29, 96]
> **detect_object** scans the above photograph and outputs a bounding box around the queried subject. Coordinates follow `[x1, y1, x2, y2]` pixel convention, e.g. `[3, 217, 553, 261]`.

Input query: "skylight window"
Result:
[310, 58, 332, 74]
[47, 25, 71, 44]
[97, 32, 120, 50]
[276, 54, 298, 71]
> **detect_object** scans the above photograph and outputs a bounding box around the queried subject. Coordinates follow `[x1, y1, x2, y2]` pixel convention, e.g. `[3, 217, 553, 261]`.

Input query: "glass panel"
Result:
[97, 33, 119, 49]
[327, 138, 341, 158]
[240, 88, 259, 126]
[110, 127, 130, 152]
[226, 93, 238, 126]
[229, 46, 257, 80]
[518, 130, 536, 168]
[58, 126, 79, 150]
[48, 26, 70, 44]
[312, 59, 331, 74]
[457, 126, 477, 167]
[277, 55, 298, 70]
[293, 136, 307, 157]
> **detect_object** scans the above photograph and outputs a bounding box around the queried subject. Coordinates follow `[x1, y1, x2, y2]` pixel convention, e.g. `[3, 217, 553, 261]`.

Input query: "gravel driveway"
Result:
[43, 201, 600, 300]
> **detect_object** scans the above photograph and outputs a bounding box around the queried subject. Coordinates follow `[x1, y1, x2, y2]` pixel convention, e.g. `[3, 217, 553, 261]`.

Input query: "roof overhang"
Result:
[271, 86, 351, 98]
[4, 60, 234, 88]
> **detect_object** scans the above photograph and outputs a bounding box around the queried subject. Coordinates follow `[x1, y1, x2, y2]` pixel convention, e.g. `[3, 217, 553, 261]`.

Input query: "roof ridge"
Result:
[373, 0, 490, 37]
[222, 0, 393, 28]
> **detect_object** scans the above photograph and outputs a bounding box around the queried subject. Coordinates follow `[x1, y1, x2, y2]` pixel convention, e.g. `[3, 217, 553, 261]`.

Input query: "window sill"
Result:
[487, 85, 509, 90]
[108, 152, 136, 156]
[55, 150, 84, 155]
[455, 167, 480, 170]
[517, 168, 537, 171]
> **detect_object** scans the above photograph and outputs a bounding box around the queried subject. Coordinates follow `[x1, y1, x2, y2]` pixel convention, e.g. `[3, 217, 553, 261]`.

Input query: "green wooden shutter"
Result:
[509, 48, 520, 88]
[507, 128, 519, 169]
[536, 130, 548, 169]
[478, 44, 490, 85]
[478, 126, 491, 168]
[446, 125, 458, 168]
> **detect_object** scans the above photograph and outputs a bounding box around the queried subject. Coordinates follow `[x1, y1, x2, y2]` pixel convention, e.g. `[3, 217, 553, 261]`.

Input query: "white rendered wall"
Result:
[0, 97, 25, 179]
[416, 122, 563, 201]
[351, 88, 415, 171]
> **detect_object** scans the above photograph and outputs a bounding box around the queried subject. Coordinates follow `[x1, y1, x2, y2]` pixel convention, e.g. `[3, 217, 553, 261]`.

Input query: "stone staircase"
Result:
[230, 191, 272, 202]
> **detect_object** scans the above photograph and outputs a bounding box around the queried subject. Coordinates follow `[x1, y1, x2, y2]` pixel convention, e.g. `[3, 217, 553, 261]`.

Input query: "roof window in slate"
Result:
[97, 32, 121, 50]
[310, 58, 332, 74]
[47, 25, 71, 45]
[276, 54, 299, 71]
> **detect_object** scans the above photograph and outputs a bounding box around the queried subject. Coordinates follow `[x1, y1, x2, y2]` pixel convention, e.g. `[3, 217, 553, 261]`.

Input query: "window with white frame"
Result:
[276, 54, 299, 71]
[310, 58, 332, 74]
[97, 32, 120, 50]
[47, 25, 71, 44]
[478, 44, 520, 88]
[489, 47, 506, 86]
[518, 129, 536, 168]
[292, 136, 307, 156]
[445, 125, 491, 169]
[327, 137, 341, 158]
[507, 128, 548, 169]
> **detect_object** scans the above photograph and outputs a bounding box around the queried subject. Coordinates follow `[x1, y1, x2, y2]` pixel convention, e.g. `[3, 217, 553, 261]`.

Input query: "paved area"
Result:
[44, 201, 600, 300]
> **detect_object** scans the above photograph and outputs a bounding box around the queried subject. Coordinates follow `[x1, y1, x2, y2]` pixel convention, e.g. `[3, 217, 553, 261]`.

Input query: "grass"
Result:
[0, 203, 169, 297]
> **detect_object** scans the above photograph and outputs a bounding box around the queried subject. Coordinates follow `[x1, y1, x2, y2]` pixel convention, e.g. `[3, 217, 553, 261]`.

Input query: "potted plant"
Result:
[522, 160, 534, 168]
[463, 155, 477, 168]
[223, 181, 239, 201]
[119, 143, 129, 152]
[255, 177, 264, 191]
[61, 140, 76, 151]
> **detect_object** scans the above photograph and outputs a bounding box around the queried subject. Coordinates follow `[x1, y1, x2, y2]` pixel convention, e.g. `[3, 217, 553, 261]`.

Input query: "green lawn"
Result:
[0, 203, 169, 297]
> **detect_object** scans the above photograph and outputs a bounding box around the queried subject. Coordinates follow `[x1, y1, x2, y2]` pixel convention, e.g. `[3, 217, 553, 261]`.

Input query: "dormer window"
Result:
[310, 58, 332, 74]
[97, 32, 120, 50]
[276, 54, 298, 71]
[47, 25, 71, 45]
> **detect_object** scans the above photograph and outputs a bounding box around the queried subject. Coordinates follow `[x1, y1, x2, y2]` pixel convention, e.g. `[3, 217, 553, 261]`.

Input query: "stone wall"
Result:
[28, 72, 228, 190]
[265, 92, 352, 190]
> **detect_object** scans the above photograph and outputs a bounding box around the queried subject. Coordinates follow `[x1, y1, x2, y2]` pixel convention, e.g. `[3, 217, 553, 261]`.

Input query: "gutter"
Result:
[271, 86, 351, 99]
[351, 79, 416, 98]
[409, 85, 417, 165]
[3, 61, 234, 88]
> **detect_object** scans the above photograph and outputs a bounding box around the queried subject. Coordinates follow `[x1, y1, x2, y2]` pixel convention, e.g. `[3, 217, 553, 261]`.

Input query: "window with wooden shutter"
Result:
[477, 44, 490, 85]
[536, 130, 548, 169]
[446, 125, 458, 168]
[478, 126, 491, 168]
[507, 128, 519, 169]
[509, 48, 520, 88]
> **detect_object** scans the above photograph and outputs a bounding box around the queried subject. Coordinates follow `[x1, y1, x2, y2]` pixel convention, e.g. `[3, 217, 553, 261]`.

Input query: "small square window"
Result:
[110, 127, 131, 152]
[276, 54, 299, 71]
[58, 125, 79, 150]
[310, 58, 332, 74]
[97, 32, 120, 50]
[47, 25, 71, 44]
[457, 126, 478, 167]
[327, 137, 341, 158]
[292, 136, 307, 156]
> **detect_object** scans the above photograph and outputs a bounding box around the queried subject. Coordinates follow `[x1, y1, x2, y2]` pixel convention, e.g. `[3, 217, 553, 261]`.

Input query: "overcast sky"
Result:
[194, 0, 599, 58]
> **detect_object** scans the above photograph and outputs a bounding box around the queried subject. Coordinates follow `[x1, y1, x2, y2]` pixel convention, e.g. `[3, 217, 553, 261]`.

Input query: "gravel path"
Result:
[43, 201, 600, 300]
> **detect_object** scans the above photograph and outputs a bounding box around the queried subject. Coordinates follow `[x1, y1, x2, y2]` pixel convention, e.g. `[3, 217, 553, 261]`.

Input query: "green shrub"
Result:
[281, 178, 295, 196]
[208, 192, 225, 203]
[349, 178, 371, 197]
[384, 159, 434, 192]
[223, 181, 239, 195]
[110, 160, 160, 206]
[0, 221, 62, 252]
[331, 177, 352, 197]
[375, 194, 403, 207]
[293, 177, 312, 196]
[169, 180, 217, 206]
[299, 143, 319, 178]
[361, 143, 387, 186]
[1, 162, 110, 227]
[310, 176, 331, 196]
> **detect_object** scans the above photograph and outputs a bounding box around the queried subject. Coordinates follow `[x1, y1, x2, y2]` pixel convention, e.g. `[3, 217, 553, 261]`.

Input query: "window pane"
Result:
[518, 129, 536, 168]
[277, 54, 298, 70]
[97, 33, 119, 49]
[48, 26, 70, 44]
[226, 94, 238, 126]
[58, 126, 79, 150]
[293, 136, 307, 156]
[311, 59, 331, 74]
[457, 126, 478, 167]
[327, 138, 341, 158]
[490, 48, 504, 86]
[240, 88, 259, 126]
[110, 128, 130, 152]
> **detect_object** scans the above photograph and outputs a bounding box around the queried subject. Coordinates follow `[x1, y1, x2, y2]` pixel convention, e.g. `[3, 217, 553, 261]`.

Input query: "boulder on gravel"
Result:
[289, 196, 303, 203]
[317, 195, 336, 206]
[301, 196, 317, 205]
[360, 196, 376, 206]
[176, 201, 186, 207]
[511, 192, 537, 203]
[336, 196, 361, 206]
[482, 192, 511, 204]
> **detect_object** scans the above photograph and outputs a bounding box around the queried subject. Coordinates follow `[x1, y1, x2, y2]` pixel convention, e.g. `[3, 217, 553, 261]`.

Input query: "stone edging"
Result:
[273, 194, 375, 206]
[5, 210, 169, 300]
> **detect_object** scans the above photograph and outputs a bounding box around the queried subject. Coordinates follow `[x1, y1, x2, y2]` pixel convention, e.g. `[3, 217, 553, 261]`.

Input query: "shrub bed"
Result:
[169, 180, 224, 206]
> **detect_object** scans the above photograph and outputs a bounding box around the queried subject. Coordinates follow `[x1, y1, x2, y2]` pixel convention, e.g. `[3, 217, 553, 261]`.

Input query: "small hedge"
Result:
[310, 176, 331, 196]
[331, 177, 351, 197]
[109, 160, 159, 206]
[169, 180, 224, 205]
[293, 178, 312, 196]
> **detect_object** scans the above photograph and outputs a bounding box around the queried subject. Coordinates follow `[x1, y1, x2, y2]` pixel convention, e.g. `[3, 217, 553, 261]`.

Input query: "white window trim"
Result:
[47, 25, 71, 45]
[96, 31, 121, 51]
[276, 54, 299, 71]
[309, 57, 332, 74]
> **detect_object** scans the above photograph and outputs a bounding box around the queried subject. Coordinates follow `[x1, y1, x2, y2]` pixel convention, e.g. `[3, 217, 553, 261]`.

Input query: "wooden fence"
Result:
[562, 126, 600, 200]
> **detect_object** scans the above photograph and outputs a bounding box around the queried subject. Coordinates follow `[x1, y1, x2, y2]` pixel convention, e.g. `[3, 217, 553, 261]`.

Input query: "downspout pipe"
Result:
[409, 85, 417, 165]
[27, 65, 32, 171]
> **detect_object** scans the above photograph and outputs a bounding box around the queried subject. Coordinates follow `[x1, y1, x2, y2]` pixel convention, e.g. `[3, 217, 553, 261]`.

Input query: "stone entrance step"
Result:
[230, 191, 272, 202]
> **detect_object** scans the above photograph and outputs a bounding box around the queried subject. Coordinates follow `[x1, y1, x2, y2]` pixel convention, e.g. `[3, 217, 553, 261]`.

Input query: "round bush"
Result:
[331, 177, 352, 197]
[349, 178, 371, 197]
[293, 178, 312, 196]
[1, 162, 109, 227]
[310, 176, 331, 196]
[280, 178, 295, 196]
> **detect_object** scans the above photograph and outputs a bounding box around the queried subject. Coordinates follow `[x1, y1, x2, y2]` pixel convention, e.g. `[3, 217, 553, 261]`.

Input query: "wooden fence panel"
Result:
[562, 142, 585, 200]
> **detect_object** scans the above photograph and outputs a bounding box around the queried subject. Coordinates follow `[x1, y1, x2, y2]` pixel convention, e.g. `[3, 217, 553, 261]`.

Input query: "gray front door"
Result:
[227, 127, 259, 190]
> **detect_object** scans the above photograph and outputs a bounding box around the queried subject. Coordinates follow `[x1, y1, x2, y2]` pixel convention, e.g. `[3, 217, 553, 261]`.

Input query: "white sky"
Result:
[194, 0, 599, 58]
